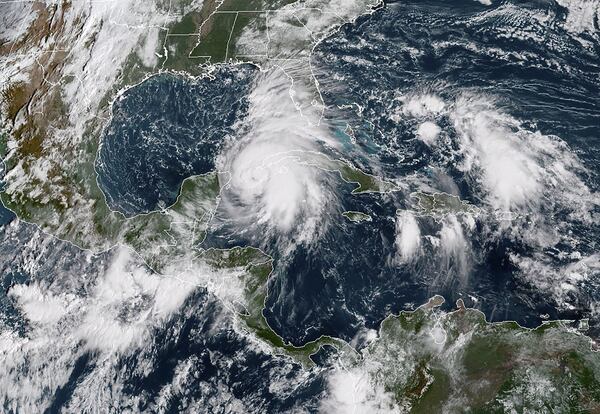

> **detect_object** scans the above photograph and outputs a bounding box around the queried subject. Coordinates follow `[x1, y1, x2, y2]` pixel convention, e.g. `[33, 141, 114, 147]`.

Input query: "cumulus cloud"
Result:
[416, 121, 441, 145]
[402, 94, 446, 118]
[510, 252, 600, 310]
[8, 284, 68, 325]
[74, 248, 200, 352]
[451, 97, 544, 210]
[450, 94, 597, 216]
[439, 215, 470, 282]
[394, 210, 422, 262]
[0, 244, 253, 411]
[218, 68, 338, 245]
[320, 367, 399, 414]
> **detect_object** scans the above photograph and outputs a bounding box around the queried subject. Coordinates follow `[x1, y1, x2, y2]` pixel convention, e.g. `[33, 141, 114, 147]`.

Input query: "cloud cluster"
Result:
[218, 68, 339, 246]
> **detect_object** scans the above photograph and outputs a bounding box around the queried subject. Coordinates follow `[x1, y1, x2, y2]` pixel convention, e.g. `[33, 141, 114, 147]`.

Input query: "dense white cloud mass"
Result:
[416, 121, 441, 145]
[394, 210, 421, 262]
[320, 367, 398, 414]
[450, 94, 596, 215]
[439, 215, 470, 282]
[0, 245, 257, 412]
[393, 90, 598, 299]
[218, 68, 339, 245]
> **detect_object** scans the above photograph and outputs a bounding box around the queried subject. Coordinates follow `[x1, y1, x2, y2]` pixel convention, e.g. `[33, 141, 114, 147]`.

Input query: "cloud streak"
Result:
[218, 68, 339, 246]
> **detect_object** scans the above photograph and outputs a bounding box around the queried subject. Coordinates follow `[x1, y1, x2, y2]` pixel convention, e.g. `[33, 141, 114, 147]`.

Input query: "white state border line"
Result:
[3, 0, 595, 373]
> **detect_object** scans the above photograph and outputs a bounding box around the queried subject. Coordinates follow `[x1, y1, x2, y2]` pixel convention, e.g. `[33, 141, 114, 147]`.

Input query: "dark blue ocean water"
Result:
[94, 0, 600, 345]
[5, 0, 596, 410]
[0, 222, 324, 412]
[316, 0, 600, 173]
[261, 0, 600, 343]
[96, 67, 254, 216]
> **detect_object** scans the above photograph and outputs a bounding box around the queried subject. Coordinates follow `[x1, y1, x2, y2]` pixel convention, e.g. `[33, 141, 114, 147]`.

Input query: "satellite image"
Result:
[0, 0, 599, 412]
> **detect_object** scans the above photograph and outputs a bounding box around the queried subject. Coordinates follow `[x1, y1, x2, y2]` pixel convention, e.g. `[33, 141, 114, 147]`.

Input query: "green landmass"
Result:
[4, 7, 600, 406]
[190, 12, 239, 62]
[342, 210, 372, 223]
[164, 0, 299, 67]
[338, 162, 398, 194]
[0, 132, 7, 160]
[349, 297, 600, 413]
[0, 0, 385, 252]
[201, 246, 351, 368]
[303, 152, 398, 194]
[411, 191, 479, 217]
[120, 173, 221, 270]
[1, 171, 220, 271]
